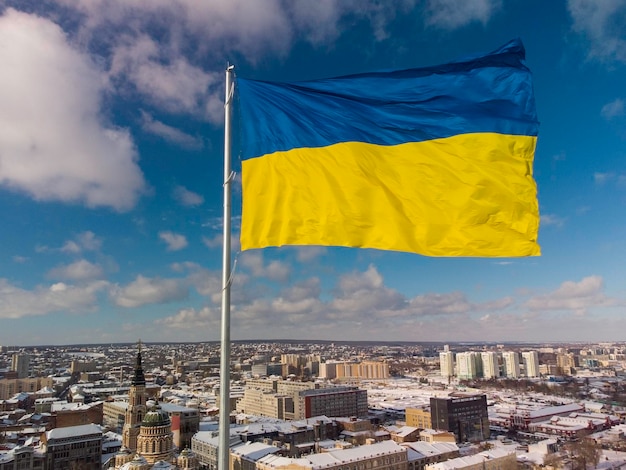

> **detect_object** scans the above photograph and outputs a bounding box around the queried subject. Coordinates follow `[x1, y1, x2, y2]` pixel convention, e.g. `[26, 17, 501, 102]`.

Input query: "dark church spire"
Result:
[132, 339, 146, 386]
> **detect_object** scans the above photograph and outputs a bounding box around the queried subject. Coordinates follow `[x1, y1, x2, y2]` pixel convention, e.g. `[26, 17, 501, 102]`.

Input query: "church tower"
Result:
[122, 341, 147, 452]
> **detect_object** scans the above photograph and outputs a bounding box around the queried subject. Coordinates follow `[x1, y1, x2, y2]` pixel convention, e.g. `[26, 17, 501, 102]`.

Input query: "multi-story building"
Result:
[425, 448, 516, 470]
[405, 407, 432, 429]
[401, 441, 459, 470]
[456, 352, 480, 380]
[430, 394, 489, 443]
[240, 379, 366, 420]
[522, 351, 540, 378]
[319, 361, 338, 379]
[439, 351, 454, 378]
[480, 352, 498, 379]
[0, 446, 45, 469]
[192, 432, 241, 470]
[502, 352, 520, 378]
[42, 423, 102, 470]
[556, 352, 576, 375]
[299, 386, 368, 419]
[0, 376, 54, 400]
[235, 388, 294, 420]
[256, 440, 408, 470]
[334, 361, 390, 380]
[11, 354, 30, 379]
[231, 442, 280, 470]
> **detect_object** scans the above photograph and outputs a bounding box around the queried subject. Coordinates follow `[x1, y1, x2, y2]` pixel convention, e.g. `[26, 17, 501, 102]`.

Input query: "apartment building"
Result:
[522, 351, 540, 378]
[502, 352, 520, 378]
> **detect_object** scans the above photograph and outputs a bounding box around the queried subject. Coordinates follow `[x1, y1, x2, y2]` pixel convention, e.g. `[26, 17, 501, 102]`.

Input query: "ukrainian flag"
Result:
[237, 39, 540, 257]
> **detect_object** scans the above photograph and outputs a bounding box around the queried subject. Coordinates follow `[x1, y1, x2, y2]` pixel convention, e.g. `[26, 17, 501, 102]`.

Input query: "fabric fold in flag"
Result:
[237, 39, 540, 257]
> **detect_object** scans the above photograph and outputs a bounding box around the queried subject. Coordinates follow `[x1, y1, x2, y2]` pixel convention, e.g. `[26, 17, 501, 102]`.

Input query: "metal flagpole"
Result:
[218, 64, 235, 470]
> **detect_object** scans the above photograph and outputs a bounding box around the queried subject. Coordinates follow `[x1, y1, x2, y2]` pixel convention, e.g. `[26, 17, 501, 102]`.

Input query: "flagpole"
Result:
[218, 64, 235, 470]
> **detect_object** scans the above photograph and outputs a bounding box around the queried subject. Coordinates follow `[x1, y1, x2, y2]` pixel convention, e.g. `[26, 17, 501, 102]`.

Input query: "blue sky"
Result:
[1, 0, 626, 346]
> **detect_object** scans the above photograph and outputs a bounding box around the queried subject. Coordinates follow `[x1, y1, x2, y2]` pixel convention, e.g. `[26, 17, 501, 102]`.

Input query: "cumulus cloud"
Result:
[601, 98, 625, 120]
[159, 231, 188, 251]
[61, 231, 103, 254]
[0, 278, 107, 319]
[155, 306, 220, 330]
[0, 9, 146, 210]
[47, 259, 104, 281]
[239, 252, 291, 282]
[172, 185, 204, 207]
[34, 0, 424, 125]
[568, 0, 626, 63]
[110, 275, 188, 307]
[541, 213, 566, 228]
[202, 234, 241, 252]
[525, 275, 616, 315]
[156, 264, 510, 338]
[425, 0, 501, 29]
[141, 112, 203, 149]
[295, 246, 327, 262]
[110, 34, 222, 121]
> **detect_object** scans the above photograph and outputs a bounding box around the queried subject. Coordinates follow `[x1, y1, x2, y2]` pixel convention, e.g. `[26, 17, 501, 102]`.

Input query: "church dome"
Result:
[142, 405, 170, 427]
[120, 454, 149, 469]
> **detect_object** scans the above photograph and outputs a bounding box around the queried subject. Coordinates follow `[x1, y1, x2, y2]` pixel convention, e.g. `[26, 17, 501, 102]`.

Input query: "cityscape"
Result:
[2, 340, 626, 468]
[2, 1, 626, 469]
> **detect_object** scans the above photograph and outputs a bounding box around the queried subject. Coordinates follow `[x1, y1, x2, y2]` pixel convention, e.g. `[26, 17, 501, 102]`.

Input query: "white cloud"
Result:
[425, 0, 501, 29]
[155, 306, 220, 331]
[111, 34, 222, 121]
[47, 259, 104, 281]
[568, 0, 626, 63]
[159, 231, 188, 251]
[541, 213, 566, 228]
[110, 275, 188, 307]
[0, 9, 146, 211]
[525, 275, 616, 314]
[141, 112, 203, 149]
[61, 231, 103, 253]
[239, 252, 291, 282]
[295, 246, 327, 262]
[202, 234, 241, 252]
[594, 172, 615, 185]
[601, 98, 625, 120]
[0, 278, 107, 319]
[172, 185, 204, 207]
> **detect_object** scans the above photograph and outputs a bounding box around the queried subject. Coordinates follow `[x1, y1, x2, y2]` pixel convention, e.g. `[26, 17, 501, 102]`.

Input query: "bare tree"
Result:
[563, 439, 601, 470]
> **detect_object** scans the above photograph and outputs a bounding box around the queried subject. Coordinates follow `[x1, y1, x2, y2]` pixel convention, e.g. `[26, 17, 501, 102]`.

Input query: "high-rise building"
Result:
[439, 351, 454, 377]
[11, 353, 30, 379]
[456, 352, 479, 379]
[481, 352, 499, 379]
[502, 352, 520, 378]
[430, 394, 489, 443]
[556, 352, 576, 375]
[522, 351, 540, 378]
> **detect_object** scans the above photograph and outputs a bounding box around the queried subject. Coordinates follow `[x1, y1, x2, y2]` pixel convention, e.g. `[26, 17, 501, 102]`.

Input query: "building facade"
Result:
[481, 352, 499, 379]
[11, 354, 30, 379]
[42, 423, 102, 470]
[430, 394, 489, 443]
[522, 351, 540, 378]
[502, 352, 520, 378]
[299, 386, 368, 419]
[439, 352, 454, 378]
